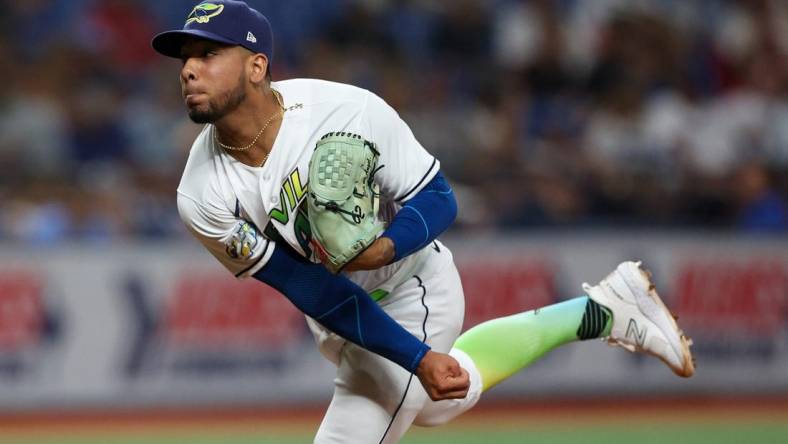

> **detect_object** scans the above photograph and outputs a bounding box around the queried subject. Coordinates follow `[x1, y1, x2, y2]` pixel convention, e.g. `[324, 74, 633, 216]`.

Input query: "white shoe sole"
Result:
[622, 262, 695, 377]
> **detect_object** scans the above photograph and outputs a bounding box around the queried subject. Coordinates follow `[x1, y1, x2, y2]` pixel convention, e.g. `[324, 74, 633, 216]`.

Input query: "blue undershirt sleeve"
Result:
[383, 171, 457, 263]
[252, 243, 430, 373]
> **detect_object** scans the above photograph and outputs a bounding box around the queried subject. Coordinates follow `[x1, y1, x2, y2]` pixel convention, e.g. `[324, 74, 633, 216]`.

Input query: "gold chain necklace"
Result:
[213, 89, 286, 156]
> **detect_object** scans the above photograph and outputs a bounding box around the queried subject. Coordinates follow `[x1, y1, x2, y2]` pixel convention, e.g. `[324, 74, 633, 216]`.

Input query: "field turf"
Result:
[2, 400, 786, 444]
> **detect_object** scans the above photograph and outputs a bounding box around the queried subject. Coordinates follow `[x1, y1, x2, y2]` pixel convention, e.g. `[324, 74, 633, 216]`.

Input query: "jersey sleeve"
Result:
[363, 91, 440, 202]
[177, 192, 274, 278]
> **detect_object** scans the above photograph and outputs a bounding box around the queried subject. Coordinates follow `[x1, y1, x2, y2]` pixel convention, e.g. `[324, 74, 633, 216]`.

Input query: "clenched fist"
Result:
[415, 350, 470, 401]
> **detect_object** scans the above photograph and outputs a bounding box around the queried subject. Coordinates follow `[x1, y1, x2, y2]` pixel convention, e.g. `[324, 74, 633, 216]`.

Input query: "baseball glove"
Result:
[307, 132, 384, 274]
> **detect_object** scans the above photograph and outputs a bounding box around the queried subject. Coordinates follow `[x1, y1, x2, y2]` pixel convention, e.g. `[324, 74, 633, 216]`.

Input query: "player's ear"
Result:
[248, 53, 268, 86]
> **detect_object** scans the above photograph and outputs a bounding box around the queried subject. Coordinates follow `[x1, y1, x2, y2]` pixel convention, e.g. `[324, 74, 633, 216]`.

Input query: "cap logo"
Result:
[185, 2, 225, 25]
[246, 32, 257, 43]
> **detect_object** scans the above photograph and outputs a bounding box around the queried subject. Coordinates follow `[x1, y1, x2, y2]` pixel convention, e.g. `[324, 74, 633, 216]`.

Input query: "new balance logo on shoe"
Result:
[246, 32, 257, 43]
[626, 318, 647, 347]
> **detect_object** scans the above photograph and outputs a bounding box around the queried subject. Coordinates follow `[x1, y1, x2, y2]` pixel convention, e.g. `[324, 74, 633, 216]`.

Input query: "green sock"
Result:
[454, 296, 612, 391]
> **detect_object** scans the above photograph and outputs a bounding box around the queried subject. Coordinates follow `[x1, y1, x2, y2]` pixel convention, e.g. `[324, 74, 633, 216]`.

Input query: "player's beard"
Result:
[187, 70, 247, 124]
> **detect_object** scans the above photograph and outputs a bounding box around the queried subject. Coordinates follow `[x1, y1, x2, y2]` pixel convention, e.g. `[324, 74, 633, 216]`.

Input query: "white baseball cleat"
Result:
[583, 261, 695, 377]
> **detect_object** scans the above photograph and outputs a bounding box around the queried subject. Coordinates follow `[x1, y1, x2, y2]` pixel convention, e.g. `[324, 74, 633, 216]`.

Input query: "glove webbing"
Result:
[312, 163, 383, 224]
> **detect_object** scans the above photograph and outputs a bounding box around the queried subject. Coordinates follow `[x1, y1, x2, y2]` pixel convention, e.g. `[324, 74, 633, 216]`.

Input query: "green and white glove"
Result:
[307, 132, 384, 274]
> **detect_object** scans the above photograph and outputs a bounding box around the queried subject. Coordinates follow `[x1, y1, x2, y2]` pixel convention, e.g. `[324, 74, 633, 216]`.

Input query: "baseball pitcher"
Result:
[152, 1, 695, 442]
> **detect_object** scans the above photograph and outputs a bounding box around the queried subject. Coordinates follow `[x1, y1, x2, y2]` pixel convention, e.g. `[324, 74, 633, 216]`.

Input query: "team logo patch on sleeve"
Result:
[226, 221, 259, 260]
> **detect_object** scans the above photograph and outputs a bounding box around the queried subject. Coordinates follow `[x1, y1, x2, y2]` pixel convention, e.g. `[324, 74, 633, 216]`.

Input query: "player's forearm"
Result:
[383, 171, 457, 263]
[253, 243, 430, 372]
[344, 237, 395, 271]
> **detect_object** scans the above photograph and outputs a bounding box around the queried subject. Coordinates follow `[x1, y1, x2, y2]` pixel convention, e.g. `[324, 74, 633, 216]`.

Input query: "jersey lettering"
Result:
[290, 169, 307, 201]
[269, 190, 289, 224]
[266, 167, 314, 258]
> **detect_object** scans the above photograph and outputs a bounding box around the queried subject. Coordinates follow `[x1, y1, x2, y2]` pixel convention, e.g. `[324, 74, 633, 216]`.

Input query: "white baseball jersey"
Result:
[176, 79, 482, 443]
[177, 79, 439, 292]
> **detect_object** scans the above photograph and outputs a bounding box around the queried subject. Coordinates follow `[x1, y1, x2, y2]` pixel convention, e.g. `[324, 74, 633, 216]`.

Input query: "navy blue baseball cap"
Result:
[152, 0, 273, 62]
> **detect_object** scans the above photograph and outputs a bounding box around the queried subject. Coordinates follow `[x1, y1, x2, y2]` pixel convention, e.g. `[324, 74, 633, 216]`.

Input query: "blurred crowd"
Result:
[1, 0, 787, 243]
